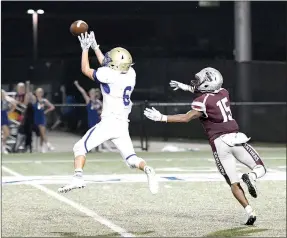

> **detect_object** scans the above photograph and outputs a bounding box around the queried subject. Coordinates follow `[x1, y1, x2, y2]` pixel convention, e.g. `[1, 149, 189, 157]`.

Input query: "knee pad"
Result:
[126, 155, 145, 169]
[73, 140, 87, 158]
[252, 165, 266, 179]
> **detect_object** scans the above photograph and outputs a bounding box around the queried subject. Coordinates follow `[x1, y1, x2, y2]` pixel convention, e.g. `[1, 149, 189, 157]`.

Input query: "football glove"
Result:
[169, 80, 195, 93]
[78, 32, 92, 51]
[144, 107, 167, 122]
[89, 31, 100, 51]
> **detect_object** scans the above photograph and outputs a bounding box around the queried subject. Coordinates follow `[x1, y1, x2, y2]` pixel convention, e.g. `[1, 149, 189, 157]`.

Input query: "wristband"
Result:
[161, 115, 168, 122]
[93, 44, 100, 51]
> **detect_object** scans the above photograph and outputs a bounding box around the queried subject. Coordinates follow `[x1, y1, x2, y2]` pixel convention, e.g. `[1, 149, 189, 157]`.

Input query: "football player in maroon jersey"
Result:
[144, 67, 266, 225]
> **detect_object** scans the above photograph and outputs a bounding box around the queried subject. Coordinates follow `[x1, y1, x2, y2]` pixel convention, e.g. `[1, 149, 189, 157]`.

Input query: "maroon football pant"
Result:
[210, 138, 266, 185]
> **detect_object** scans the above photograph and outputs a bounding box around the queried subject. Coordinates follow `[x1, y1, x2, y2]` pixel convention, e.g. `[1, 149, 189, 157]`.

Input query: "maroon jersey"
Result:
[191, 88, 239, 142]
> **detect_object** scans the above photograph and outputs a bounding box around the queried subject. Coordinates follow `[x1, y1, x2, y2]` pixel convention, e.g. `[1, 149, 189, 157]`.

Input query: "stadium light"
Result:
[26, 9, 45, 61]
[27, 9, 35, 14]
[37, 9, 44, 14]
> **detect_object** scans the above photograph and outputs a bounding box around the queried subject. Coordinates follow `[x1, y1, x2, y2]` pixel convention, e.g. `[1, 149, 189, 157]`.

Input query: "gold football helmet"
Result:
[102, 47, 134, 73]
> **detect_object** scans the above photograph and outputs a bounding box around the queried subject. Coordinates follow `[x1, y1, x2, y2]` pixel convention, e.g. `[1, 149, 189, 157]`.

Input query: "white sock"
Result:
[245, 205, 253, 215]
[74, 169, 83, 177]
[144, 166, 153, 174]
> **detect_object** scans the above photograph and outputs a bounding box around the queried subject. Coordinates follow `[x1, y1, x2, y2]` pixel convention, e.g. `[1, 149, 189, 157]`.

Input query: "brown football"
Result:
[70, 20, 89, 36]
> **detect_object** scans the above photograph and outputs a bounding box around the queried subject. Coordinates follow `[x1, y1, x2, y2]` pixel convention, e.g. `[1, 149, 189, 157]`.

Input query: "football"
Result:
[70, 20, 89, 36]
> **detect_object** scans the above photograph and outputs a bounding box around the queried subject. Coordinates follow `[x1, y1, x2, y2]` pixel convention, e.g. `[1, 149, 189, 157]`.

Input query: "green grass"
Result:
[2, 150, 286, 237]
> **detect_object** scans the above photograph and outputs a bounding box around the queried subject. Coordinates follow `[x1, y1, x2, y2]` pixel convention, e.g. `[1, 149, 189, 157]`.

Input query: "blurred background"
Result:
[1, 1, 287, 153]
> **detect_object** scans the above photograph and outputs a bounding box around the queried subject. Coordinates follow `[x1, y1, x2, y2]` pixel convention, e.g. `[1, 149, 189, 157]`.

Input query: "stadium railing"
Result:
[46, 101, 286, 151]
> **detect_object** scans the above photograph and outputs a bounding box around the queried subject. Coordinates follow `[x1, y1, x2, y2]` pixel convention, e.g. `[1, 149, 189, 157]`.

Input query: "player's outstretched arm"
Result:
[79, 32, 95, 81]
[89, 31, 105, 65]
[2, 90, 17, 112]
[79, 32, 115, 84]
[144, 107, 202, 123]
[169, 80, 195, 93]
[74, 81, 90, 104]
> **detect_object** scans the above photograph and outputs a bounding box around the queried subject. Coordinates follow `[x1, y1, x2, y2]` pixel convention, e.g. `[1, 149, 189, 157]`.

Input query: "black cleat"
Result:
[245, 215, 257, 225]
[242, 173, 258, 198]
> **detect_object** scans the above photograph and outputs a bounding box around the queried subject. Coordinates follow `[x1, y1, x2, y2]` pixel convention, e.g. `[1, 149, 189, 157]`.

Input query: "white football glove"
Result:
[144, 107, 167, 122]
[89, 31, 100, 51]
[78, 32, 92, 51]
[169, 80, 195, 93]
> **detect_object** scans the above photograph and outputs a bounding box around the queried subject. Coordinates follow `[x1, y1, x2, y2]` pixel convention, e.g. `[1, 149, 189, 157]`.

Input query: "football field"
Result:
[2, 148, 286, 237]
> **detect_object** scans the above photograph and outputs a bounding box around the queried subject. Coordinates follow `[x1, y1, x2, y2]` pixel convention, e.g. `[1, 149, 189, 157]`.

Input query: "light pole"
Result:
[27, 9, 44, 61]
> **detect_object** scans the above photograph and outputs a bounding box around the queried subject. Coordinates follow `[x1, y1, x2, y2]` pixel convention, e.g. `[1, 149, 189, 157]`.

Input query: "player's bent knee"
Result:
[73, 140, 86, 158]
[126, 155, 145, 169]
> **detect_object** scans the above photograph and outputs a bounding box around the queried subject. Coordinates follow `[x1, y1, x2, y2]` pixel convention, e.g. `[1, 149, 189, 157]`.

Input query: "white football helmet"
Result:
[102, 47, 134, 73]
[191, 67, 223, 93]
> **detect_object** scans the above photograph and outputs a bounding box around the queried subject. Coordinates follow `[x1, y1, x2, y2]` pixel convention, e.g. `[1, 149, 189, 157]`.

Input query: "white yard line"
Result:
[267, 168, 284, 173]
[3, 156, 285, 164]
[1, 158, 190, 164]
[3, 171, 286, 186]
[2, 158, 176, 164]
[2, 166, 134, 237]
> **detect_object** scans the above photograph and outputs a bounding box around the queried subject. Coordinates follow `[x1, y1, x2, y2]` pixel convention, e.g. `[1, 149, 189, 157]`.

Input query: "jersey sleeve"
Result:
[93, 67, 116, 84]
[191, 94, 209, 118]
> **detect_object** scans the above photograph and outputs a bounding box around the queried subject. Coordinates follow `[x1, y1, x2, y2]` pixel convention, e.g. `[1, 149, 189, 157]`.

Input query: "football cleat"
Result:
[48, 145, 55, 151]
[2, 149, 9, 154]
[47, 143, 55, 151]
[144, 166, 159, 194]
[242, 173, 258, 198]
[245, 212, 257, 225]
[58, 176, 86, 193]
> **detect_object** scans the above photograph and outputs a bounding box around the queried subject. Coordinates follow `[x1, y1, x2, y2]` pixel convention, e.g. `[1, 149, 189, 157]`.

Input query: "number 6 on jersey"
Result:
[123, 86, 132, 106]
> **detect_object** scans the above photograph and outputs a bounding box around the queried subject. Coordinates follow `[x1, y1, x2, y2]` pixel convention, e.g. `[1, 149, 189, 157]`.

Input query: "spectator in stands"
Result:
[1, 90, 16, 154]
[14, 81, 33, 124]
[15, 81, 31, 106]
[18, 102, 35, 153]
[74, 81, 102, 129]
[31, 88, 55, 153]
[73, 81, 114, 152]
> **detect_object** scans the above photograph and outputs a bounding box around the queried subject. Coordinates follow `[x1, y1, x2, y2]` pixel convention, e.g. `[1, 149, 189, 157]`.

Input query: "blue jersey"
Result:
[1, 99, 9, 126]
[87, 99, 102, 128]
[33, 99, 46, 126]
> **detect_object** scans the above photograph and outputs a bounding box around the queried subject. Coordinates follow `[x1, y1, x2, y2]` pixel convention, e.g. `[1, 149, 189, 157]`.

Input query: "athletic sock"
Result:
[245, 205, 253, 215]
[144, 166, 151, 174]
[74, 169, 83, 177]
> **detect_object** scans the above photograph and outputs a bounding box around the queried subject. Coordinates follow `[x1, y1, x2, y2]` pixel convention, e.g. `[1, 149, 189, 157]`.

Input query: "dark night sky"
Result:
[1, 1, 287, 61]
